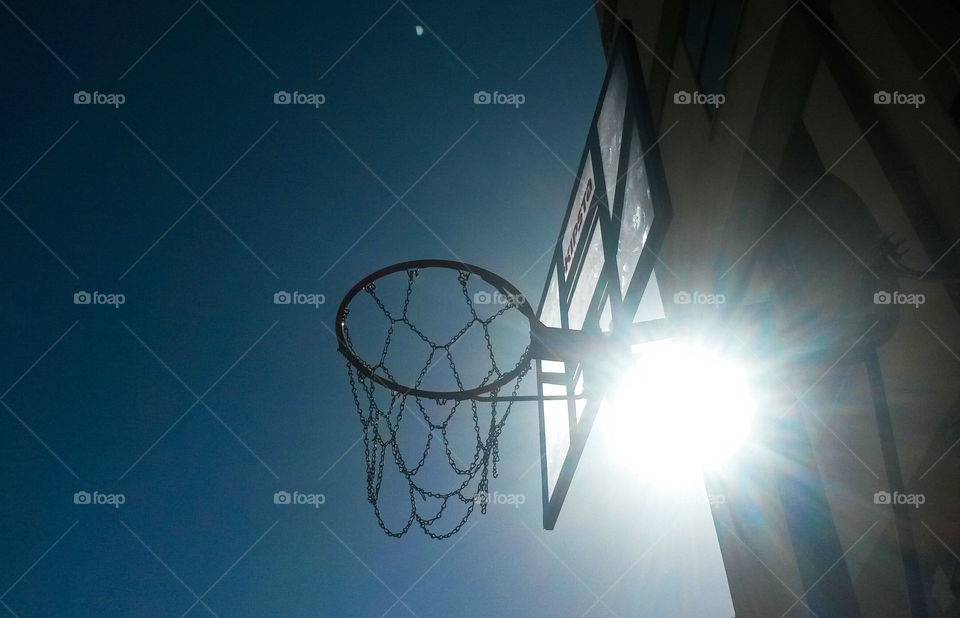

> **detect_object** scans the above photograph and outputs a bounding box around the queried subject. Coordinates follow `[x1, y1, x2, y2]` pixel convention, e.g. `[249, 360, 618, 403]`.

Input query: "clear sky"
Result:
[1, 1, 732, 615]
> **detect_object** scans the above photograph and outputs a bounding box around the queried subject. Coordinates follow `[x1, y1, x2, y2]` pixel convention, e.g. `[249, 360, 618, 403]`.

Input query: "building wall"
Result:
[598, 0, 960, 615]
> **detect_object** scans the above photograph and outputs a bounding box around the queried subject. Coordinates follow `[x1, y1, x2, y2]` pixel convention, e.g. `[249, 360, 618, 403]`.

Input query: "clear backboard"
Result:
[536, 25, 672, 529]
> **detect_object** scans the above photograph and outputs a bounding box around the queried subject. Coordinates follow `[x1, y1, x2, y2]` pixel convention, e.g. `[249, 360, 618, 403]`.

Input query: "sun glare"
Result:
[603, 340, 755, 490]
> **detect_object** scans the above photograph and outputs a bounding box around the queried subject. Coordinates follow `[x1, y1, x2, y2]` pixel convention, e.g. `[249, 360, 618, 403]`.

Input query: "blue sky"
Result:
[1, 1, 732, 615]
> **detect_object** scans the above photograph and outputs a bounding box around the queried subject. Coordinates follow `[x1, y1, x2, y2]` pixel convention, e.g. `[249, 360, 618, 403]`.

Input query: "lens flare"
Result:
[603, 340, 755, 489]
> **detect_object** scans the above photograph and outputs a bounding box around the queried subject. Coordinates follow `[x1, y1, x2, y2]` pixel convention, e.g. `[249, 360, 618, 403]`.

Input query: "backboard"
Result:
[536, 24, 672, 529]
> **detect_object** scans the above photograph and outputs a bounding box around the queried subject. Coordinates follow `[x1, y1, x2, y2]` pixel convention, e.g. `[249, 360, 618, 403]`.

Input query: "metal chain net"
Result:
[342, 268, 531, 538]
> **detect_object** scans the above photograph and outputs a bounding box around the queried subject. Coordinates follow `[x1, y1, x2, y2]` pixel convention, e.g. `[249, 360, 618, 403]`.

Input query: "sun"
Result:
[602, 340, 756, 490]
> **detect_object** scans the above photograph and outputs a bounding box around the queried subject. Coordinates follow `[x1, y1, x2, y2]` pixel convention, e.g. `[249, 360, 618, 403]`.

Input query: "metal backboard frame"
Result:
[536, 22, 673, 529]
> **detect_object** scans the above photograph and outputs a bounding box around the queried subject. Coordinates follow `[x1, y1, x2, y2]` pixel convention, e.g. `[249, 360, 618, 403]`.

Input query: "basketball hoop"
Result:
[336, 259, 614, 538]
[336, 260, 542, 401]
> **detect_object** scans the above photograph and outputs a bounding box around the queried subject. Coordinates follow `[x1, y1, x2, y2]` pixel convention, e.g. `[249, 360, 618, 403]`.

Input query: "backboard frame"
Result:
[536, 21, 674, 529]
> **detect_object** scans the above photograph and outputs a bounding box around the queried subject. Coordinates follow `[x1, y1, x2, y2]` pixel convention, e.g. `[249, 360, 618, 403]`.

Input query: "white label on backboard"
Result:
[561, 154, 595, 279]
